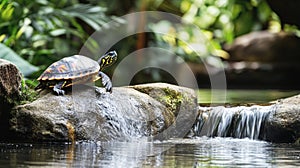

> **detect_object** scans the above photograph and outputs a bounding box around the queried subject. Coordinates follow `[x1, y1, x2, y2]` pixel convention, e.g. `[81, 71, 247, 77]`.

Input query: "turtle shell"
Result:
[38, 55, 100, 83]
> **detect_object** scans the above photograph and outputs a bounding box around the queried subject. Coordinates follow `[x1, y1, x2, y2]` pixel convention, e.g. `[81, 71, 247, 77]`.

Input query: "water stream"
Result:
[193, 105, 275, 140]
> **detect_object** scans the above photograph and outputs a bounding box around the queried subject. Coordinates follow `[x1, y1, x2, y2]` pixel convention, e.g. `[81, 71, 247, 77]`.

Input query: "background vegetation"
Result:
[0, 0, 299, 86]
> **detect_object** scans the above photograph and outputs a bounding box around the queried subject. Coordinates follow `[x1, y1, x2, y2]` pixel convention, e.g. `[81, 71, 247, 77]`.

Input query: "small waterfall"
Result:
[193, 105, 275, 140]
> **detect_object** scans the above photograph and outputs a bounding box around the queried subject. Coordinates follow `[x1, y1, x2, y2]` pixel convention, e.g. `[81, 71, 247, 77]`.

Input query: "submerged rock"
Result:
[9, 83, 197, 142]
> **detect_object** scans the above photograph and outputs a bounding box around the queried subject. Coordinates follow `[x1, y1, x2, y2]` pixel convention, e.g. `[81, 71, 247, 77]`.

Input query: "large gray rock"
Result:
[264, 95, 300, 143]
[9, 83, 197, 142]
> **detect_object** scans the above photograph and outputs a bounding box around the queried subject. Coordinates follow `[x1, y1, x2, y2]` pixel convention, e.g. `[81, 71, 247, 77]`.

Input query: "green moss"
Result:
[0, 78, 39, 107]
[133, 86, 191, 115]
[158, 88, 183, 113]
[18, 79, 39, 105]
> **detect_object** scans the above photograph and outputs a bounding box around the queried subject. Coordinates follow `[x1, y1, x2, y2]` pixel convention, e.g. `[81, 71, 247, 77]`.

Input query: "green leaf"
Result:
[0, 43, 38, 76]
[50, 29, 67, 36]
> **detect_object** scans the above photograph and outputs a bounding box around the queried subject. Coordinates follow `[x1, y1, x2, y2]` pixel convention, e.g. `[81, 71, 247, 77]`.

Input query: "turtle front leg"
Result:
[53, 81, 66, 95]
[98, 71, 112, 93]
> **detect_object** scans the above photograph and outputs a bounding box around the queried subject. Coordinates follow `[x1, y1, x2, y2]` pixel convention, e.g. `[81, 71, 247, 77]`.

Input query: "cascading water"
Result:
[193, 105, 276, 140]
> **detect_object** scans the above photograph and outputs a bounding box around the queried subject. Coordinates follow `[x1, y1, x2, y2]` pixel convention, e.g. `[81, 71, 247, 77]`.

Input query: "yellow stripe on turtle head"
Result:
[98, 51, 117, 70]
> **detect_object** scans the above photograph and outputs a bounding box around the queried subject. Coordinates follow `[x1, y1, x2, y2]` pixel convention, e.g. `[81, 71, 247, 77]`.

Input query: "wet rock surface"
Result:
[8, 83, 197, 142]
[265, 95, 300, 143]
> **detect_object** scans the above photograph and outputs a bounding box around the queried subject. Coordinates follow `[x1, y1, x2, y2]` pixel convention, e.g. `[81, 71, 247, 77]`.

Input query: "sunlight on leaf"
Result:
[1, 3, 14, 21]
[50, 29, 67, 36]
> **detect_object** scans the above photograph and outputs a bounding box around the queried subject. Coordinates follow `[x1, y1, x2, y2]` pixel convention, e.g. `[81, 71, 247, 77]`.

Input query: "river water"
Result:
[0, 90, 299, 167]
[0, 137, 299, 167]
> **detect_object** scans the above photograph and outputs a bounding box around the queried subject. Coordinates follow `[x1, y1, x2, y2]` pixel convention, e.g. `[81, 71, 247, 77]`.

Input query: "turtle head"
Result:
[98, 51, 117, 70]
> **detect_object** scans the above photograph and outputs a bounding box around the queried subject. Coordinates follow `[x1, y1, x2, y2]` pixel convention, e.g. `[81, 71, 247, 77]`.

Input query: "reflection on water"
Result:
[0, 137, 299, 167]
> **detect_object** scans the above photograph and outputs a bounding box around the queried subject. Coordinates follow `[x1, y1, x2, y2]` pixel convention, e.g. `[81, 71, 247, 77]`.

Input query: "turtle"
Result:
[36, 51, 117, 95]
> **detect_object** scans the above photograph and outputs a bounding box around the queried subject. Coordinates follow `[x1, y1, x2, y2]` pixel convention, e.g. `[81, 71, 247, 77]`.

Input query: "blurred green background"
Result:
[0, 0, 299, 88]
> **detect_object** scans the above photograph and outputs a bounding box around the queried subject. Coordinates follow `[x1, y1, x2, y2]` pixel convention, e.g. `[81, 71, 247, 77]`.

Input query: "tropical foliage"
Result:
[0, 0, 112, 77]
[0, 0, 299, 82]
[149, 0, 278, 62]
[87, 0, 283, 63]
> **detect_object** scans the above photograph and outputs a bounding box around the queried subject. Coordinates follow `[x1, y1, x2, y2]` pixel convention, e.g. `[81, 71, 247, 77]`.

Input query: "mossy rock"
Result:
[0, 59, 22, 140]
[8, 83, 198, 142]
[129, 83, 198, 140]
[0, 59, 38, 106]
[0, 59, 39, 140]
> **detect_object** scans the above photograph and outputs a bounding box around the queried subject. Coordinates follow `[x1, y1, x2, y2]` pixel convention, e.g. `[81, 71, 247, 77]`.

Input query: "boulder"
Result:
[128, 83, 198, 140]
[0, 59, 22, 140]
[264, 94, 300, 143]
[223, 31, 300, 89]
[224, 31, 300, 63]
[0, 59, 22, 104]
[8, 83, 197, 142]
